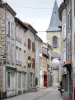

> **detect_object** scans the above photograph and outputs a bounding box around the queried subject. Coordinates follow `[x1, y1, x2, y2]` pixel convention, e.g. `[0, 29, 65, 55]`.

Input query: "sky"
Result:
[3, 0, 63, 42]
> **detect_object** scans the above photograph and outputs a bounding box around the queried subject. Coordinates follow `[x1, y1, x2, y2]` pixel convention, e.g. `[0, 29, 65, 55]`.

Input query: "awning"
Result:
[63, 59, 72, 71]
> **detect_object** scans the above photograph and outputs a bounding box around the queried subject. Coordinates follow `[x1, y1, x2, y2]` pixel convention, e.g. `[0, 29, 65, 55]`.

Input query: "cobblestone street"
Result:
[4, 86, 62, 100]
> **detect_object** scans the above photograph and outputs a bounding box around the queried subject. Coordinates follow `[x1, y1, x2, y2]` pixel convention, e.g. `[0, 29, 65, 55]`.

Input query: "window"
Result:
[7, 43, 10, 63]
[16, 26, 19, 37]
[23, 73, 26, 88]
[52, 36, 58, 48]
[11, 23, 14, 39]
[32, 42, 35, 52]
[18, 72, 21, 88]
[35, 78, 38, 86]
[8, 72, 10, 88]
[62, 23, 66, 40]
[28, 38, 31, 49]
[7, 22, 10, 37]
[28, 56, 31, 67]
[16, 47, 18, 61]
[11, 44, 14, 64]
[19, 48, 22, 62]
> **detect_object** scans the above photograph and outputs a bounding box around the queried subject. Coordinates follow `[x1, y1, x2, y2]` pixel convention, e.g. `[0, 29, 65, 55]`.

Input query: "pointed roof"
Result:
[47, 0, 61, 32]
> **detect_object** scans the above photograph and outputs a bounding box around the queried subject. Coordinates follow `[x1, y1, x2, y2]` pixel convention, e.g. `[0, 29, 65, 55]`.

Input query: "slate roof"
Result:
[46, 0, 61, 32]
[51, 52, 60, 59]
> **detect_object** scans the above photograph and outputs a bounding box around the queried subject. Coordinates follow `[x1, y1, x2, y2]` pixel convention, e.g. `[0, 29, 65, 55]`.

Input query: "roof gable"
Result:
[47, 0, 61, 32]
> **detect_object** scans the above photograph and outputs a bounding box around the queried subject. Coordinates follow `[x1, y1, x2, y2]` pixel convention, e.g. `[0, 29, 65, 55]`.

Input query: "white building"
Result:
[15, 18, 28, 94]
[0, 1, 16, 98]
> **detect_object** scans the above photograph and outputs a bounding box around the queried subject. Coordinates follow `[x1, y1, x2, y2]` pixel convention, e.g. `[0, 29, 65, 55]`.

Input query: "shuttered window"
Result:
[7, 22, 10, 37]
[28, 38, 31, 49]
[11, 23, 14, 39]
[52, 36, 58, 48]
[32, 42, 35, 52]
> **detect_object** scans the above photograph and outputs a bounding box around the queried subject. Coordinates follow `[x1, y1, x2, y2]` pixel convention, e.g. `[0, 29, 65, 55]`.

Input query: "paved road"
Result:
[4, 86, 62, 100]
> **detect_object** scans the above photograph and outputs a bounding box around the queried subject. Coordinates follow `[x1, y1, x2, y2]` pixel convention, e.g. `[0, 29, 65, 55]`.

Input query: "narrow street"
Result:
[4, 86, 62, 100]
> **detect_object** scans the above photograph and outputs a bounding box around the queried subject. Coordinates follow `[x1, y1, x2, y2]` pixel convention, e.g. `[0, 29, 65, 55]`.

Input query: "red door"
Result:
[44, 75, 47, 87]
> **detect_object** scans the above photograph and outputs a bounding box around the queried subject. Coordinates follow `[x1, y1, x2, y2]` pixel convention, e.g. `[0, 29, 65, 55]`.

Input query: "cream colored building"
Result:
[15, 18, 28, 94]
[24, 23, 37, 91]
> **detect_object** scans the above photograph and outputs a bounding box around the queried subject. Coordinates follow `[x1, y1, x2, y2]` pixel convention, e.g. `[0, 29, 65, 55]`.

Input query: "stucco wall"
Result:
[47, 31, 61, 55]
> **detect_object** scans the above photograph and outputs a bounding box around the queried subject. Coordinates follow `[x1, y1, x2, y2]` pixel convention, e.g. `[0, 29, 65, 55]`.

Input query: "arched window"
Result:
[52, 36, 58, 48]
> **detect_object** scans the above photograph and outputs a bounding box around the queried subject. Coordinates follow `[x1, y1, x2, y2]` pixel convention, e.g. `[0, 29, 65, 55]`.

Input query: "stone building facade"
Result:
[0, 1, 16, 98]
[35, 34, 43, 88]
[59, 0, 73, 99]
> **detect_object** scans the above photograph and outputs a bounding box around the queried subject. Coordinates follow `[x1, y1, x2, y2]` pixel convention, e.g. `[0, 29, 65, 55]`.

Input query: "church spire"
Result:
[46, 0, 61, 32]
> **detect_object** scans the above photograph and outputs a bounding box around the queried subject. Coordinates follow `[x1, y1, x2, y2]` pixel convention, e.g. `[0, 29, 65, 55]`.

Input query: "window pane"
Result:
[53, 36, 58, 48]
[8, 72, 10, 88]
[8, 22, 10, 37]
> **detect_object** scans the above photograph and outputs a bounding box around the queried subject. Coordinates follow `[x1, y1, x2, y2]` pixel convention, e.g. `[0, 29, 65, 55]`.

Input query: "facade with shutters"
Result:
[15, 18, 28, 95]
[59, 0, 73, 99]
[0, 2, 16, 98]
[72, 0, 75, 99]
[35, 35, 43, 88]
[24, 23, 37, 91]
[0, 1, 37, 98]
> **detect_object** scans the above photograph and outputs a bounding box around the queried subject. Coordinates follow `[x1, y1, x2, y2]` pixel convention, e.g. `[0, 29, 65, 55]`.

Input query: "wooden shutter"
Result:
[28, 39, 31, 49]
[32, 42, 35, 52]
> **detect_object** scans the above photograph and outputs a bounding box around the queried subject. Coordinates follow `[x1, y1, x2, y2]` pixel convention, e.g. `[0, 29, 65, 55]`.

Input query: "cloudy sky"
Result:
[4, 0, 63, 42]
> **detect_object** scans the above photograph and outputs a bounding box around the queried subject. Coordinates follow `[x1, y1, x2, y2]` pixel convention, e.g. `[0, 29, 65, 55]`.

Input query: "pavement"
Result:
[4, 86, 62, 100]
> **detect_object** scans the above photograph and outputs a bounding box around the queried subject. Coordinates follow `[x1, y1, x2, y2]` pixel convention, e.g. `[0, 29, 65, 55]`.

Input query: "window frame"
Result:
[28, 38, 31, 50]
[52, 36, 58, 48]
[8, 72, 10, 88]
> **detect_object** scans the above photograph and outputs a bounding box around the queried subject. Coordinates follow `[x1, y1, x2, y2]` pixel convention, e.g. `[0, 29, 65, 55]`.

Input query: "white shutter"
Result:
[16, 47, 18, 61]
[62, 23, 66, 40]
[64, 23, 66, 39]
[11, 23, 14, 39]
[64, 48, 66, 62]
[12, 45, 14, 63]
